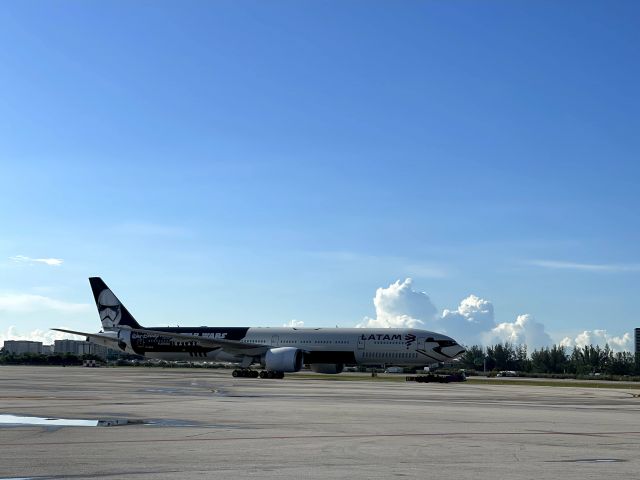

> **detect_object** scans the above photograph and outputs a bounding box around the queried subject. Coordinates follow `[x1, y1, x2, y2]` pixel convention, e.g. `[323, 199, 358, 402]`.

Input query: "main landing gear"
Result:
[231, 369, 284, 379]
[232, 369, 259, 378]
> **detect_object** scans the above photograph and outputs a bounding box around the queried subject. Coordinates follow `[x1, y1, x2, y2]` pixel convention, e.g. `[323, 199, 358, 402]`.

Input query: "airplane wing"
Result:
[129, 327, 272, 355]
[52, 327, 273, 355]
[51, 329, 124, 349]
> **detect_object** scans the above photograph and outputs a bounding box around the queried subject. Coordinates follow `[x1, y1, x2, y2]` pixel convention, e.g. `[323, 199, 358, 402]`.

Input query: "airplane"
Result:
[53, 277, 466, 379]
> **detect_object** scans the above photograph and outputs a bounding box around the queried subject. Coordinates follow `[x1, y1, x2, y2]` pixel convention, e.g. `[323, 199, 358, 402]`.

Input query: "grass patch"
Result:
[466, 377, 640, 389]
[288, 374, 640, 389]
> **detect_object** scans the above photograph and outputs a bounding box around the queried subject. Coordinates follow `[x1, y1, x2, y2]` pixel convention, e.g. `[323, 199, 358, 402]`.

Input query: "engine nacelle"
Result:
[310, 363, 344, 374]
[264, 347, 303, 372]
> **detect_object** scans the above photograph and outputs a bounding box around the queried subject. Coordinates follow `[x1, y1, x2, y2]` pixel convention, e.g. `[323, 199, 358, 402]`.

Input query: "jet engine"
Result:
[310, 363, 344, 374]
[264, 347, 303, 372]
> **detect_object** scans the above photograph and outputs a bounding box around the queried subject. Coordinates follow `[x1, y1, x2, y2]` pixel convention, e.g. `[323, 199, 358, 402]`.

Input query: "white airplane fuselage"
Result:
[55, 278, 466, 376]
[125, 327, 465, 367]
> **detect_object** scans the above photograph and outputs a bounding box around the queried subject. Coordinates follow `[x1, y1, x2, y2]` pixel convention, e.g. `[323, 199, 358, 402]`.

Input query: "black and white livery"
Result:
[54, 278, 465, 378]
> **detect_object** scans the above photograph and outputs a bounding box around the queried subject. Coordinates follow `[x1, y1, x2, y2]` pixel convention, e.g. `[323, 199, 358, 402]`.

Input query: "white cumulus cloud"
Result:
[0, 326, 83, 345]
[356, 279, 635, 352]
[484, 314, 552, 350]
[357, 278, 437, 328]
[560, 330, 632, 352]
[10, 255, 64, 267]
[439, 295, 496, 344]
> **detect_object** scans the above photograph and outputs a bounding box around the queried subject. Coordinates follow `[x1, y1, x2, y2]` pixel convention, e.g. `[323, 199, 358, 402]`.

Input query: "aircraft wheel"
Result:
[267, 371, 274, 379]
[232, 370, 239, 377]
[251, 371, 259, 378]
[259, 371, 267, 379]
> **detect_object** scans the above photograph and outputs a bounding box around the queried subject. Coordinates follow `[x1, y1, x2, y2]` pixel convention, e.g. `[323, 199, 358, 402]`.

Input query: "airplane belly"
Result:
[303, 350, 356, 364]
[146, 352, 193, 361]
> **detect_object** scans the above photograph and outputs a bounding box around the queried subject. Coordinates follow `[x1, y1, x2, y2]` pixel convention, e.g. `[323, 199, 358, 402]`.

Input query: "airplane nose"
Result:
[442, 344, 466, 358]
[434, 338, 466, 359]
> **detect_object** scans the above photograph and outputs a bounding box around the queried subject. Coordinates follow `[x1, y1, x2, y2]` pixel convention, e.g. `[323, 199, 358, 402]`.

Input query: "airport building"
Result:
[54, 339, 93, 356]
[3, 340, 44, 354]
[635, 328, 640, 356]
[54, 339, 115, 359]
[2, 339, 121, 360]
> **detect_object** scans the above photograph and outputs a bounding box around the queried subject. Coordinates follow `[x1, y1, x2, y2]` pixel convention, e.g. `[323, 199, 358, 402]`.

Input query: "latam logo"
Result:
[212, 333, 227, 339]
[360, 334, 402, 341]
[404, 334, 416, 347]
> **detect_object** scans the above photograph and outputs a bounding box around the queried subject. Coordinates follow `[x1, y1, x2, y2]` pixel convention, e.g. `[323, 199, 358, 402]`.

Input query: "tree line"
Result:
[0, 352, 104, 365]
[459, 343, 640, 376]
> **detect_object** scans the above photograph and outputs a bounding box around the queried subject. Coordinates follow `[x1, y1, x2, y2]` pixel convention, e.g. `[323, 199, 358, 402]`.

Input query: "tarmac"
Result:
[1, 366, 639, 479]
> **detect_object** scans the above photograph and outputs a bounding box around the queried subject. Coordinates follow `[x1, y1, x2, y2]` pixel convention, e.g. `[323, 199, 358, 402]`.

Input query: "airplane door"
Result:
[417, 337, 425, 350]
[271, 335, 280, 347]
[357, 335, 365, 350]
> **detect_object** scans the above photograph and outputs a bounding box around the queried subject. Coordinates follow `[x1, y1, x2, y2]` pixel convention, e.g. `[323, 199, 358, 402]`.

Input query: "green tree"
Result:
[459, 345, 485, 370]
[486, 343, 518, 371]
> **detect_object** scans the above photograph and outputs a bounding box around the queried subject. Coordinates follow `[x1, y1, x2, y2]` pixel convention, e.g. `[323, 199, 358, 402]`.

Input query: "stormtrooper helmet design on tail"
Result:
[97, 288, 122, 329]
[89, 277, 143, 330]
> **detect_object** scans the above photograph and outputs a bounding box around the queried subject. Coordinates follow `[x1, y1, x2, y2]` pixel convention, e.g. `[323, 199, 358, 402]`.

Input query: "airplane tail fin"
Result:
[89, 277, 143, 330]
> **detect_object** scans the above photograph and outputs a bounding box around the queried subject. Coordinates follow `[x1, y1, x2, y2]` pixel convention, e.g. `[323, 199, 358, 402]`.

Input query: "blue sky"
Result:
[1, 1, 639, 348]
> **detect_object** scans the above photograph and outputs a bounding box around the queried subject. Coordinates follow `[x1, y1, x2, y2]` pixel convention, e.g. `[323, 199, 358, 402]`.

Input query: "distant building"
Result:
[635, 328, 640, 356]
[55, 339, 91, 356]
[42, 345, 54, 355]
[3, 340, 43, 354]
[55, 339, 99, 356]
[54, 339, 80, 355]
[53, 339, 119, 360]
